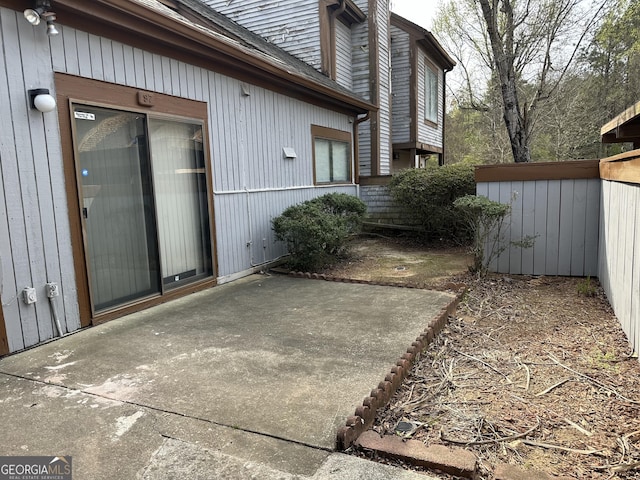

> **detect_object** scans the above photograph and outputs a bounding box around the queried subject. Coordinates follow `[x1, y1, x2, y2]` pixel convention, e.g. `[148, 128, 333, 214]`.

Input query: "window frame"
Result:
[311, 125, 353, 185]
[424, 59, 439, 126]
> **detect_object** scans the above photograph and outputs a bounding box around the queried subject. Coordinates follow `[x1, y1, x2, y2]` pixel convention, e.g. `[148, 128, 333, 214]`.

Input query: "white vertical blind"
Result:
[314, 138, 350, 183]
[332, 141, 349, 182]
[315, 138, 331, 183]
[149, 119, 210, 285]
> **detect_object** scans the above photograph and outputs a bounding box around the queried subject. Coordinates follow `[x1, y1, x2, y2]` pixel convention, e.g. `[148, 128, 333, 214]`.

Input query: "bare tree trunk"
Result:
[502, 80, 530, 163]
[478, 0, 531, 163]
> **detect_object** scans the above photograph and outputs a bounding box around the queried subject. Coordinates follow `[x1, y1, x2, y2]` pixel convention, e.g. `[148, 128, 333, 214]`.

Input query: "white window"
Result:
[425, 63, 438, 124]
[312, 125, 352, 184]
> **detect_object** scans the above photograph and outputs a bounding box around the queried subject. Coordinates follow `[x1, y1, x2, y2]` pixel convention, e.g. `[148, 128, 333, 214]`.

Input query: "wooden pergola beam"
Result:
[601, 100, 640, 146]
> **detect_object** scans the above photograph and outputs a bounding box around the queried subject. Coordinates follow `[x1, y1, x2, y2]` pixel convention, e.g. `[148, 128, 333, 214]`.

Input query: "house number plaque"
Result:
[137, 91, 155, 107]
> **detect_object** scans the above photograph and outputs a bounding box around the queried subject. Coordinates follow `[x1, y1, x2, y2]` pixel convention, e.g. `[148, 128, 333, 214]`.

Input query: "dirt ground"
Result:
[326, 235, 640, 479]
[323, 235, 474, 287]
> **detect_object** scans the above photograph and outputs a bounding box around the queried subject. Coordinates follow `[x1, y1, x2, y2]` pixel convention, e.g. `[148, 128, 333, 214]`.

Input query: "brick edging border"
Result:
[337, 292, 461, 449]
[283, 269, 431, 290]
[280, 269, 466, 293]
[271, 268, 464, 450]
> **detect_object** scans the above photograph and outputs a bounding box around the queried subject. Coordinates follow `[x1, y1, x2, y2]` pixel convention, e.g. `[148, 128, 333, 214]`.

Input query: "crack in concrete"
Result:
[0, 370, 334, 453]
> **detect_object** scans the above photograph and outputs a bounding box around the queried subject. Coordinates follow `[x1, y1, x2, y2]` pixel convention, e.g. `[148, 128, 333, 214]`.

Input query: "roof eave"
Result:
[391, 12, 456, 70]
[3, 0, 374, 115]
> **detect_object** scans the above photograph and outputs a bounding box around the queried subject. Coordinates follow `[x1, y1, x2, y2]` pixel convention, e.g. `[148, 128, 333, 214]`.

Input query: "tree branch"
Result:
[441, 417, 540, 446]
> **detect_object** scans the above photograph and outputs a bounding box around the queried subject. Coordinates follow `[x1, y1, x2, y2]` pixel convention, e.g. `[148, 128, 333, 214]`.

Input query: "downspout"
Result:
[331, 0, 347, 19]
[353, 112, 370, 183]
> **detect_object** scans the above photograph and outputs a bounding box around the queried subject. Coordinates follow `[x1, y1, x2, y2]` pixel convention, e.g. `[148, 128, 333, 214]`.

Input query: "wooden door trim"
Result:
[0, 304, 8, 355]
[55, 73, 217, 327]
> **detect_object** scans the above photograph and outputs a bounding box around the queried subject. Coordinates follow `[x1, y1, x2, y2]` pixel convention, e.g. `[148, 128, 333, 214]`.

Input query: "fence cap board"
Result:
[474, 160, 600, 183]
[600, 149, 640, 184]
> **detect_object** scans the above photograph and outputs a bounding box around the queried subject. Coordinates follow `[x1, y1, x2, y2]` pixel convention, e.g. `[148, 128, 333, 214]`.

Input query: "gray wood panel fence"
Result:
[476, 155, 640, 357]
[598, 152, 640, 357]
[475, 161, 601, 277]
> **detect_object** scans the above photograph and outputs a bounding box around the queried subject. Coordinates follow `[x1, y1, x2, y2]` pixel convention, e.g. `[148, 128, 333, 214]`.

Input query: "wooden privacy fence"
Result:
[598, 151, 640, 357]
[476, 153, 640, 357]
[475, 160, 601, 277]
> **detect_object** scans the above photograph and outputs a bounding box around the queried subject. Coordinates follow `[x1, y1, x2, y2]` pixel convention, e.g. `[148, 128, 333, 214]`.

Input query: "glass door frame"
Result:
[70, 103, 163, 314]
[55, 73, 217, 327]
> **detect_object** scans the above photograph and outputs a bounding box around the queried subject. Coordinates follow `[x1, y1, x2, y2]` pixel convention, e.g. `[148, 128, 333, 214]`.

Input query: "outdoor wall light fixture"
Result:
[45, 13, 59, 36]
[24, 0, 59, 36]
[28, 88, 57, 113]
[23, 6, 45, 25]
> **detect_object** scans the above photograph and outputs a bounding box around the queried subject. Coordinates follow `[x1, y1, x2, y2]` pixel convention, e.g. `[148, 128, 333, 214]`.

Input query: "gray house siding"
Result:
[351, 10, 372, 177]
[335, 19, 353, 90]
[207, 80, 357, 278]
[350, 0, 392, 177]
[350, 3, 370, 102]
[376, 0, 392, 175]
[200, 0, 321, 70]
[0, 8, 79, 353]
[0, 7, 356, 353]
[197, 0, 384, 177]
[390, 25, 411, 144]
[417, 51, 443, 148]
[196, 0, 398, 179]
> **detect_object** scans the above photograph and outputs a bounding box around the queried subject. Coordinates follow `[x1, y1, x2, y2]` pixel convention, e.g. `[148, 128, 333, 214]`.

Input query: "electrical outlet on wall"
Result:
[22, 287, 37, 305]
[46, 282, 59, 298]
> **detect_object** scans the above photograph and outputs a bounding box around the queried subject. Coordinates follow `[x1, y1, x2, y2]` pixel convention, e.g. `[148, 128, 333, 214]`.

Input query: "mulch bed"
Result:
[365, 275, 640, 479]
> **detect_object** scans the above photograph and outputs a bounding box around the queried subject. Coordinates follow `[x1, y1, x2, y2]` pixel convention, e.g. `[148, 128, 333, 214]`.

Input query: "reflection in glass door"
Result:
[72, 104, 213, 314]
[73, 106, 160, 311]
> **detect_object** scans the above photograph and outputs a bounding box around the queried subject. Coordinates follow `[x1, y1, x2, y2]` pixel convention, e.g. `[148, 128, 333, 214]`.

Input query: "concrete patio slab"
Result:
[139, 438, 442, 480]
[0, 274, 454, 479]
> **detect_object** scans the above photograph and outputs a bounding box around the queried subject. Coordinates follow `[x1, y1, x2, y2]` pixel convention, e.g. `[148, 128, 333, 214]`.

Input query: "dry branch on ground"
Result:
[372, 276, 640, 479]
[325, 237, 640, 479]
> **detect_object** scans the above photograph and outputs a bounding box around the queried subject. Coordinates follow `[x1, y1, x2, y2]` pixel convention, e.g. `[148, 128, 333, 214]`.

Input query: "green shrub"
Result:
[388, 164, 476, 243]
[272, 193, 366, 271]
[308, 192, 367, 230]
[454, 194, 535, 276]
[453, 195, 511, 274]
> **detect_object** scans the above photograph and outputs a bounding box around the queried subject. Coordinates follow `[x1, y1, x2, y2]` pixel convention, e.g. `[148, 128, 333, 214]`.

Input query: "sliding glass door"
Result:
[72, 104, 212, 313]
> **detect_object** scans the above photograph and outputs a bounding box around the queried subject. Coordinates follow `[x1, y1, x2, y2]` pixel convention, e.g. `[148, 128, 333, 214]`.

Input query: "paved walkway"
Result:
[0, 274, 453, 479]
